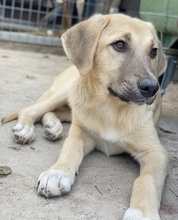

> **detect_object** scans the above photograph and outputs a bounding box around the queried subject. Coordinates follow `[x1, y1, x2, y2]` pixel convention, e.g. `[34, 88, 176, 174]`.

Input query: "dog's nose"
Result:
[137, 77, 159, 98]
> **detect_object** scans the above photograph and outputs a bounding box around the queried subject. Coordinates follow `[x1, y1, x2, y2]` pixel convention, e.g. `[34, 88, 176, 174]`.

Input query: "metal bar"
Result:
[19, 0, 25, 32]
[0, 30, 61, 46]
[10, 0, 15, 31]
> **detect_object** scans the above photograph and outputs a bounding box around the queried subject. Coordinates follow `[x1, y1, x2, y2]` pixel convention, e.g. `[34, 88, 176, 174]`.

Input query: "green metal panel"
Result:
[140, 0, 178, 48]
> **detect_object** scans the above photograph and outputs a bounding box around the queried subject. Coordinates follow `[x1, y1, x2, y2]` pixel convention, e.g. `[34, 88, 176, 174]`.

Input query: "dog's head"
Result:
[62, 14, 167, 105]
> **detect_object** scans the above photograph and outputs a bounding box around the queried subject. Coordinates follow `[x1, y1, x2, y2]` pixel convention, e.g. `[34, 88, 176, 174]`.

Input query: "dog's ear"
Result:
[157, 41, 167, 78]
[61, 14, 109, 76]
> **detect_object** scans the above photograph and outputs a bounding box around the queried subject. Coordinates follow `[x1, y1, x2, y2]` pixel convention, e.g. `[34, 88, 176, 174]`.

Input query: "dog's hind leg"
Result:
[6, 66, 79, 145]
[42, 106, 71, 141]
[2, 66, 77, 125]
[12, 91, 68, 144]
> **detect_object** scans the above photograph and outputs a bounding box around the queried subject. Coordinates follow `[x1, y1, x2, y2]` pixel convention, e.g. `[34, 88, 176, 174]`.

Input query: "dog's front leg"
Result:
[37, 123, 95, 198]
[123, 128, 169, 220]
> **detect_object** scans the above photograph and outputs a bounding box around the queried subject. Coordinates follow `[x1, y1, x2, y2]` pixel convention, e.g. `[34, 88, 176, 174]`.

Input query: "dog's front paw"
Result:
[37, 169, 75, 198]
[123, 208, 157, 220]
[43, 119, 63, 141]
[12, 123, 35, 144]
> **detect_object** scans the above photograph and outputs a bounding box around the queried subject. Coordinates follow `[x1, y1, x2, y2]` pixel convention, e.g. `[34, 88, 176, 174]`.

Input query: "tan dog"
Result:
[2, 14, 168, 220]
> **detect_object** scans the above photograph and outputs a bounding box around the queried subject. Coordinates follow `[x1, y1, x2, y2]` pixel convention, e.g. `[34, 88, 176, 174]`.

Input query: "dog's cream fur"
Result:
[2, 14, 169, 220]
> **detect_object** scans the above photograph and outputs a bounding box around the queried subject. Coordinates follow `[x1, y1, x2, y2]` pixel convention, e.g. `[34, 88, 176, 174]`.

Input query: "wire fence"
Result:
[0, 0, 121, 46]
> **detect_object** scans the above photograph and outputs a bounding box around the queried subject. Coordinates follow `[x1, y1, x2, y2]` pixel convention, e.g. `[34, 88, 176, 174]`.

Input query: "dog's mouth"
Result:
[108, 87, 156, 105]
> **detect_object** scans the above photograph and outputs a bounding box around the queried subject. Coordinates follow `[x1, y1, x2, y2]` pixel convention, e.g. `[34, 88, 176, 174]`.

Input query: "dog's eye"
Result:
[150, 48, 157, 59]
[112, 40, 127, 52]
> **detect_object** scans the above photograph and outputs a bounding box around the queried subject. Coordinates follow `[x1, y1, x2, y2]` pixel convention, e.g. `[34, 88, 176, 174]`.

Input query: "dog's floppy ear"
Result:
[157, 41, 167, 78]
[61, 14, 109, 76]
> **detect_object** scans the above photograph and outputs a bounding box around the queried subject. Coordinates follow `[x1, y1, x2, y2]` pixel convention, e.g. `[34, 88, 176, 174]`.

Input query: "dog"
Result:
[2, 14, 169, 220]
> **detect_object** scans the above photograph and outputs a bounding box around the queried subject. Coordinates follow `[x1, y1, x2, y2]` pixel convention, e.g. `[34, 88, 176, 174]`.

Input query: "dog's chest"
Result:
[101, 129, 119, 142]
[94, 129, 125, 156]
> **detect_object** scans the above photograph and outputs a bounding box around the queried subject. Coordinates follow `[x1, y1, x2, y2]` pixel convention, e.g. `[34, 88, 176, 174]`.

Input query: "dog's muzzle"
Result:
[108, 77, 159, 105]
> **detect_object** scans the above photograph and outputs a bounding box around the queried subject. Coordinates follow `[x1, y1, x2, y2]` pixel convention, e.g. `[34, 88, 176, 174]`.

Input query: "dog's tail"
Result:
[1, 109, 20, 125]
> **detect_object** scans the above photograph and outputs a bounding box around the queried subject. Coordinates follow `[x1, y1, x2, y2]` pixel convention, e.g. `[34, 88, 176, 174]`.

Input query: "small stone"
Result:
[0, 166, 12, 175]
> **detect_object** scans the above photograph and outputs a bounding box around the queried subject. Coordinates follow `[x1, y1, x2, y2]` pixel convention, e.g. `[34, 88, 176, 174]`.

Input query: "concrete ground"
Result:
[0, 47, 178, 220]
